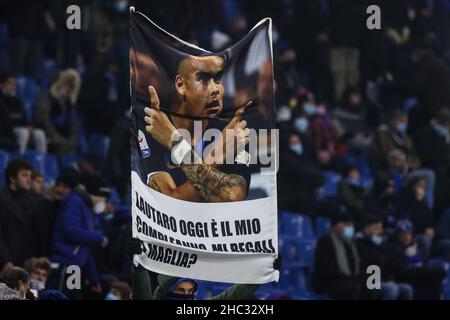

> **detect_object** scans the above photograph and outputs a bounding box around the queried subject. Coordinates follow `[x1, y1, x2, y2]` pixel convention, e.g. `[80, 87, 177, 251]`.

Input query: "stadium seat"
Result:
[60, 155, 81, 169]
[317, 171, 342, 199]
[280, 236, 316, 267]
[0, 152, 10, 187]
[315, 217, 332, 238]
[346, 153, 372, 179]
[24, 151, 60, 182]
[37, 59, 61, 90]
[88, 133, 110, 157]
[15, 76, 39, 122]
[280, 211, 315, 238]
[25, 151, 46, 174]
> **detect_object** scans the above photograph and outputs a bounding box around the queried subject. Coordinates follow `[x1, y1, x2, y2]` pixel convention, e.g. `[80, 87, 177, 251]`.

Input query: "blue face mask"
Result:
[105, 293, 119, 300]
[395, 122, 407, 134]
[294, 117, 309, 133]
[343, 226, 355, 240]
[290, 143, 303, 156]
[303, 103, 316, 116]
[371, 235, 383, 246]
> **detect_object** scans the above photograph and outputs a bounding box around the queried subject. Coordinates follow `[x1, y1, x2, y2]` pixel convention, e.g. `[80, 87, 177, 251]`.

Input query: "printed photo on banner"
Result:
[130, 8, 279, 284]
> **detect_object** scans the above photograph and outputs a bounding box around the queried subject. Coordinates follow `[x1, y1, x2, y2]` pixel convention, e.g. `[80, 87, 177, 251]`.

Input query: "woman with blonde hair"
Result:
[35, 69, 81, 155]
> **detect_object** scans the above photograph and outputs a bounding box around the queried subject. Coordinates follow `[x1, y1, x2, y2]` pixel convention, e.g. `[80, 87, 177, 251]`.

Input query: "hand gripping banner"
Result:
[130, 8, 279, 284]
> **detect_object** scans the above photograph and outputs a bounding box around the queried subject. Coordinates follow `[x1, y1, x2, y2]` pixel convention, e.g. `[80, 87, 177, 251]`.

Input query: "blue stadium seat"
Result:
[317, 171, 341, 199]
[0, 152, 10, 187]
[45, 153, 59, 182]
[88, 133, 110, 157]
[0, 151, 9, 171]
[24, 151, 59, 183]
[296, 239, 317, 267]
[347, 153, 371, 178]
[15, 76, 39, 122]
[37, 59, 61, 90]
[25, 151, 46, 174]
[60, 155, 81, 169]
[315, 217, 332, 238]
[280, 236, 316, 267]
[281, 211, 315, 238]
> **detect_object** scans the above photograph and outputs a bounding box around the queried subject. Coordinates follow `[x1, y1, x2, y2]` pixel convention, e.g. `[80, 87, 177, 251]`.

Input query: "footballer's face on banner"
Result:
[175, 55, 225, 117]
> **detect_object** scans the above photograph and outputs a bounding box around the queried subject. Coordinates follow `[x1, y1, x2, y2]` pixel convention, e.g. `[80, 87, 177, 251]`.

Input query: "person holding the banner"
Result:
[128, 238, 261, 300]
[142, 54, 252, 203]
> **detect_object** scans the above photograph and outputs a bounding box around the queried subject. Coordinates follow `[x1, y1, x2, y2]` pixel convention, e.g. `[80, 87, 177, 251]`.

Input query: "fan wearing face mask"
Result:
[49, 173, 109, 300]
[23, 257, 52, 297]
[355, 215, 413, 300]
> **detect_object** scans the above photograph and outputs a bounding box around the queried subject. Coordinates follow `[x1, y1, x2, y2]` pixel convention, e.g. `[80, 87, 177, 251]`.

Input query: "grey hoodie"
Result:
[0, 283, 24, 300]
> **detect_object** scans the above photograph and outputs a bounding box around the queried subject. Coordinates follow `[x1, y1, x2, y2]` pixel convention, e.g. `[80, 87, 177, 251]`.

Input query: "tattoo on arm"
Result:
[181, 160, 247, 202]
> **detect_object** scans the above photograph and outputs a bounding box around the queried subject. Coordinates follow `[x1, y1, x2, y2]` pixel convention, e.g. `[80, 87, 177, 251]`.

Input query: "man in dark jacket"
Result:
[49, 172, 109, 299]
[416, 108, 450, 215]
[356, 215, 413, 300]
[0, 74, 47, 154]
[393, 36, 450, 129]
[0, 159, 46, 270]
[312, 214, 375, 299]
[278, 130, 329, 216]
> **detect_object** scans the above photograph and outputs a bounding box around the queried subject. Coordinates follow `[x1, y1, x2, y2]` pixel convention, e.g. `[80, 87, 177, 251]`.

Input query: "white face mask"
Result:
[93, 201, 106, 214]
[29, 279, 45, 291]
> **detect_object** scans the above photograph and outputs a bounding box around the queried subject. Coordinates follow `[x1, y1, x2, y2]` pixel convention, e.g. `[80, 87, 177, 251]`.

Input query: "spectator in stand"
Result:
[30, 169, 44, 197]
[0, 267, 29, 300]
[301, 96, 342, 171]
[337, 166, 370, 223]
[105, 281, 131, 300]
[392, 35, 450, 131]
[0, 159, 47, 271]
[0, 74, 47, 154]
[416, 107, 450, 216]
[394, 176, 435, 261]
[278, 129, 336, 218]
[107, 113, 131, 203]
[313, 214, 376, 300]
[389, 220, 447, 299]
[49, 173, 109, 299]
[23, 257, 51, 295]
[356, 215, 413, 300]
[35, 69, 81, 156]
[369, 109, 421, 174]
[369, 110, 435, 205]
[333, 86, 371, 154]
[0, 98, 17, 151]
[3, 1, 49, 76]
[328, 0, 365, 101]
[79, 52, 124, 135]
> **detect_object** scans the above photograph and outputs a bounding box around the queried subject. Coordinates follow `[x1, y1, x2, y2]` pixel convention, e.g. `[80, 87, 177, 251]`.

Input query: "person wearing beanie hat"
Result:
[84, 176, 111, 215]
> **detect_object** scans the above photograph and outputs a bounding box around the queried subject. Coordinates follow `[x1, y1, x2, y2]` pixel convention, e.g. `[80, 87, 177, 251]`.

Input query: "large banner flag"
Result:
[130, 8, 278, 284]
